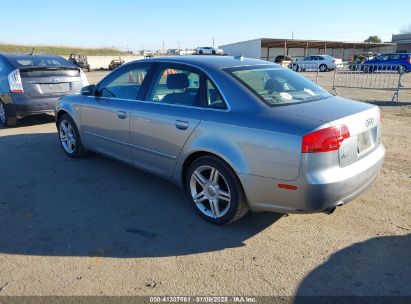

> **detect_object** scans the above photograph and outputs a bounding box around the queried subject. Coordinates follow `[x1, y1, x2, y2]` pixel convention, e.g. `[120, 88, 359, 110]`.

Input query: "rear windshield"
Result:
[7, 56, 74, 68]
[224, 65, 332, 106]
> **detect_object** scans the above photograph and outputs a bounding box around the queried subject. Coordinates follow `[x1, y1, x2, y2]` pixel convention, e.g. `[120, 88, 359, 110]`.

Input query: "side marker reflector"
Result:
[278, 184, 298, 190]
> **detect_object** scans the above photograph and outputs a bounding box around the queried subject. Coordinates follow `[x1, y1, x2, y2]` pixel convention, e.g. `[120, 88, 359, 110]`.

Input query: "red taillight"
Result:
[8, 69, 24, 93]
[302, 125, 350, 153]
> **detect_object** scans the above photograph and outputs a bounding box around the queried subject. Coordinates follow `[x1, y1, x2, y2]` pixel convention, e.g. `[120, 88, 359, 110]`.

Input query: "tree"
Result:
[364, 36, 382, 43]
[399, 24, 411, 34]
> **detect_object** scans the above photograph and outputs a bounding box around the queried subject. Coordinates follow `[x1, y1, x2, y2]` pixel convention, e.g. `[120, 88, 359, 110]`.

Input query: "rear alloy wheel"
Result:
[292, 64, 299, 72]
[319, 64, 328, 72]
[58, 114, 87, 157]
[0, 102, 17, 127]
[185, 156, 249, 225]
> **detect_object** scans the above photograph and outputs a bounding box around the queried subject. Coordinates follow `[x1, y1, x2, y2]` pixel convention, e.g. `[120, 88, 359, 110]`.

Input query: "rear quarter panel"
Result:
[175, 107, 329, 184]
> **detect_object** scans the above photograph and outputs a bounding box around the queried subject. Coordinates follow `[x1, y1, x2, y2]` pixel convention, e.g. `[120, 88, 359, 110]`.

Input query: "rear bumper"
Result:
[239, 144, 385, 213]
[10, 94, 61, 118]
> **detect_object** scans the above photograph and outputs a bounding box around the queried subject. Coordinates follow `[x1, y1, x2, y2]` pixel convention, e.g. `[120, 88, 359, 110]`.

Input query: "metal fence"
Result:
[288, 62, 320, 84]
[331, 64, 403, 101]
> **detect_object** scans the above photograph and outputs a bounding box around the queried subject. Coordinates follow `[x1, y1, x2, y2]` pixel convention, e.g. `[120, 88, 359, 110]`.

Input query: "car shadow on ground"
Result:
[294, 234, 411, 300]
[366, 101, 411, 107]
[0, 114, 55, 129]
[0, 132, 282, 258]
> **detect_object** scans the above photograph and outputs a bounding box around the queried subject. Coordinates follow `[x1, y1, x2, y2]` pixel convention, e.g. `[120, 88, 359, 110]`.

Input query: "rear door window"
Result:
[377, 54, 390, 61]
[147, 66, 203, 107]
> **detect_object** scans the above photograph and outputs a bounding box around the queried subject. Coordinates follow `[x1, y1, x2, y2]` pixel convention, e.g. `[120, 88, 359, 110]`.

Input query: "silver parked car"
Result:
[55, 56, 385, 224]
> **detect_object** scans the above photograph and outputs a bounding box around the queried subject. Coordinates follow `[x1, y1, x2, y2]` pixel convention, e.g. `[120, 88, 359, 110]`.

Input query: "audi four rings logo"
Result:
[366, 118, 375, 128]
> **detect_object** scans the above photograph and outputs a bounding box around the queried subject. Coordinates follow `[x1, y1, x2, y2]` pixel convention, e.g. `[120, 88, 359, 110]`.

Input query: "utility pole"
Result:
[213, 37, 215, 47]
[162, 41, 165, 53]
[292, 31, 294, 40]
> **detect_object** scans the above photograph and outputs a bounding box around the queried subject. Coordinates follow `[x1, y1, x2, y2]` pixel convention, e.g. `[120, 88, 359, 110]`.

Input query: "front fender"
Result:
[55, 95, 84, 130]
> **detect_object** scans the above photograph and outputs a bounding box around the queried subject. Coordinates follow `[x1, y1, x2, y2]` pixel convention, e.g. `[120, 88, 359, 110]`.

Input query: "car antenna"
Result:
[234, 53, 244, 61]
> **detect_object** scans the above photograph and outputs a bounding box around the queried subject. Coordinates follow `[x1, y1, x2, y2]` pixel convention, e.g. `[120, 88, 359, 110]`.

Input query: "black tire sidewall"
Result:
[185, 156, 243, 225]
[319, 64, 327, 72]
[0, 101, 16, 127]
[0, 102, 7, 126]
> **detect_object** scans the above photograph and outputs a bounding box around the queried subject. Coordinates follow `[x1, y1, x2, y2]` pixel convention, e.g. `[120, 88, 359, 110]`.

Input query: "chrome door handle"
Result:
[117, 111, 127, 119]
[175, 120, 189, 130]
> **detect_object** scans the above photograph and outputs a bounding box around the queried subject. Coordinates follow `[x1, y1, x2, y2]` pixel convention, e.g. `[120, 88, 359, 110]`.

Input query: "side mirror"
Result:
[81, 85, 95, 96]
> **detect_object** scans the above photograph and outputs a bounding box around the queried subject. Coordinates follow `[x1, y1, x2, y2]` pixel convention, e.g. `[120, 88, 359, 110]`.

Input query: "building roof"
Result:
[392, 34, 411, 44]
[260, 38, 395, 49]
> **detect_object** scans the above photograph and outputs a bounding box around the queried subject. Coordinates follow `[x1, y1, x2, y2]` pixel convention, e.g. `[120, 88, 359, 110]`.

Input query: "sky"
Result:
[1, 0, 410, 51]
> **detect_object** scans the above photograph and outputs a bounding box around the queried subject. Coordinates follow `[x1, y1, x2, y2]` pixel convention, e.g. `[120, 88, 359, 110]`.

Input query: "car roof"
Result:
[134, 55, 271, 70]
[377, 53, 411, 55]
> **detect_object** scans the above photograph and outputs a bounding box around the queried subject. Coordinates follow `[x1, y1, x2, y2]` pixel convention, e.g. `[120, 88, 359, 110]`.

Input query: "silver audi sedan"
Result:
[55, 56, 385, 224]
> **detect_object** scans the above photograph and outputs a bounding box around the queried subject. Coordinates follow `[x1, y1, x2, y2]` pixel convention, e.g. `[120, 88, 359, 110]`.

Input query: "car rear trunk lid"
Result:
[19, 67, 82, 98]
[276, 96, 381, 167]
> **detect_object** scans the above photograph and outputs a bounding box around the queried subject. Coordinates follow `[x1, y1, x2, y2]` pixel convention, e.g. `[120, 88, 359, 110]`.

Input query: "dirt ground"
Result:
[0, 71, 410, 297]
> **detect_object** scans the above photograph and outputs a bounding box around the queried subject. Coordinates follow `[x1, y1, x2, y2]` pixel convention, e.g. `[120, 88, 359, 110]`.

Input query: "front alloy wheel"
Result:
[58, 114, 87, 157]
[186, 156, 249, 224]
[59, 119, 77, 154]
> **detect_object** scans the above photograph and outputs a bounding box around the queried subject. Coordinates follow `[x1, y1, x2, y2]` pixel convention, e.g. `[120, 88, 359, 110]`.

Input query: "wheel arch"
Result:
[177, 146, 249, 190]
[55, 97, 82, 130]
[55, 109, 69, 125]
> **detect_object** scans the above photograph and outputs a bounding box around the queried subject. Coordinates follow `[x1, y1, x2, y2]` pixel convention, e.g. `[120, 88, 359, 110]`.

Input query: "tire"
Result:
[212, 50, 216, 55]
[292, 64, 299, 72]
[185, 155, 249, 225]
[87, 65, 91, 72]
[199, 50, 203, 55]
[0, 102, 17, 127]
[57, 114, 87, 157]
[319, 64, 328, 72]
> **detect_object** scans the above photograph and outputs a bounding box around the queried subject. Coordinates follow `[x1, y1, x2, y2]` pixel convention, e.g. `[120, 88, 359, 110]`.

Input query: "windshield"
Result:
[224, 65, 332, 106]
[8, 56, 74, 68]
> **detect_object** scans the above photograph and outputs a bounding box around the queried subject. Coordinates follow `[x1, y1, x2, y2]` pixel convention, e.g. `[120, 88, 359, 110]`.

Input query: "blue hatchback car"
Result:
[364, 53, 411, 72]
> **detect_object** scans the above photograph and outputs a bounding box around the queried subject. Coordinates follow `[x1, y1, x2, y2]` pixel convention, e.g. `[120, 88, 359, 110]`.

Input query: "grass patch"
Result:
[0, 43, 128, 56]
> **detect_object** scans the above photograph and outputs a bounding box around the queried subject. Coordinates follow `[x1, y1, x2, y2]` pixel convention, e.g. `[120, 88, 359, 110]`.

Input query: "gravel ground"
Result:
[0, 71, 409, 297]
